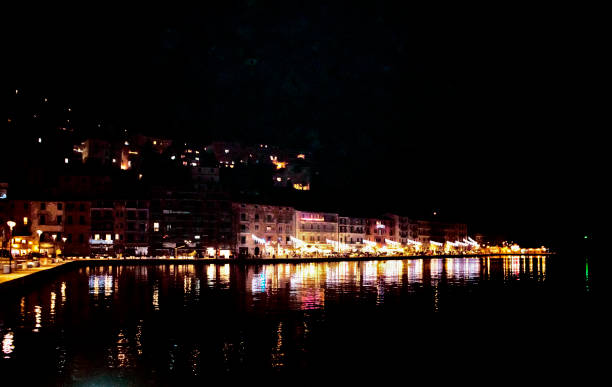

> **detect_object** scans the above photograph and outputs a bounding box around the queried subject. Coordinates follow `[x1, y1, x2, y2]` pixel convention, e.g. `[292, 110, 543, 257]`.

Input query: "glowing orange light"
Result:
[273, 160, 287, 169]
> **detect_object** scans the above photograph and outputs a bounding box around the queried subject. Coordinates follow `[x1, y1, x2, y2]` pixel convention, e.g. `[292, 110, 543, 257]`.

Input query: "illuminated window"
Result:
[94, 234, 100, 240]
[115, 233, 120, 240]
[153, 222, 159, 232]
[105, 234, 112, 241]
[23, 217, 28, 225]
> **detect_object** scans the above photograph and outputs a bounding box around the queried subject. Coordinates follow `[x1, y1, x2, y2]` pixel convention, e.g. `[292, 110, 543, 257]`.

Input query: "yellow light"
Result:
[273, 160, 287, 169]
[293, 183, 310, 191]
[23, 217, 28, 225]
[297, 154, 305, 159]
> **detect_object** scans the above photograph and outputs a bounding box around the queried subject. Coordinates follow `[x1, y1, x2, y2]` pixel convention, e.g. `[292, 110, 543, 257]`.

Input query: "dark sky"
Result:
[3, 2, 602, 247]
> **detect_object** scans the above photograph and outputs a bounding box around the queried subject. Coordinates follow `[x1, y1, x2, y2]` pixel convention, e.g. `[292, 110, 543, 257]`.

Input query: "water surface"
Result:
[0, 256, 596, 383]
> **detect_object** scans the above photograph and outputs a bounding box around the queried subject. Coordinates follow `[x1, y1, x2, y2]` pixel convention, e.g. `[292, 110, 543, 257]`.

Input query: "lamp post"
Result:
[62, 237, 67, 258]
[51, 234, 57, 257]
[6, 221, 16, 263]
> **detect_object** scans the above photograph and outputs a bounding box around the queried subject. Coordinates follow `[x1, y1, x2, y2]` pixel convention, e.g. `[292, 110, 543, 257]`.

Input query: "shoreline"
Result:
[0, 253, 552, 291]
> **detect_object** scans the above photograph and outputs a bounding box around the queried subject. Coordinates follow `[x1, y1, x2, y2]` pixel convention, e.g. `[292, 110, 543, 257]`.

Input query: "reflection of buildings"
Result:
[233, 203, 296, 257]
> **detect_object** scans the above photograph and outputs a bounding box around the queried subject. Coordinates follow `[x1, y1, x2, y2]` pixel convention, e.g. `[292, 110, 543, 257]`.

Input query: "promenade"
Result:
[0, 260, 67, 286]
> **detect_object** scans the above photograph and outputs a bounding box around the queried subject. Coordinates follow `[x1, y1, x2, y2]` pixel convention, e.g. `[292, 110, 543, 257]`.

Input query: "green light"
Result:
[584, 235, 588, 239]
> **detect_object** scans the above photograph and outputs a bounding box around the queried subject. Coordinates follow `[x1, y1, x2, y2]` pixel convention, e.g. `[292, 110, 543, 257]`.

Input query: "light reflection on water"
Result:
[0, 256, 586, 380]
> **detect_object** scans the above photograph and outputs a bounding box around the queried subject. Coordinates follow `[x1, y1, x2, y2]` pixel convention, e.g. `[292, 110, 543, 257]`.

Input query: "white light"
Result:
[64, 158, 69, 164]
[171, 155, 176, 160]
[225, 149, 229, 154]
[38, 138, 42, 143]
[194, 235, 200, 239]
[252, 234, 267, 245]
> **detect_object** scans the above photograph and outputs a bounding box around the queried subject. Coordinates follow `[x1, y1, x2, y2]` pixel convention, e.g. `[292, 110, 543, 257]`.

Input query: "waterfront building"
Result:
[384, 213, 419, 244]
[233, 203, 296, 257]
[338, 216, 366, 246]
[90, 199, 150, 257]
[295, 211, 339, 252]
[149, 189, 233, 257]
[1, 199, 65, 257]
[63, 201, 91, 256]
[415, 219, 468, 251]
[365, 216, 397, 245]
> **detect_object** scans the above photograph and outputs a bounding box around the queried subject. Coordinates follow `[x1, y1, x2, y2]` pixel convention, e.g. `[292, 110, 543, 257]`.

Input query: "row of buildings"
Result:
[1, 194, 471, 258]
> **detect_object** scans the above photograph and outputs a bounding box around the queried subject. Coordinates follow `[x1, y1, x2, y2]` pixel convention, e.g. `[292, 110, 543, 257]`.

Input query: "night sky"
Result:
[3, 2, 601, 248]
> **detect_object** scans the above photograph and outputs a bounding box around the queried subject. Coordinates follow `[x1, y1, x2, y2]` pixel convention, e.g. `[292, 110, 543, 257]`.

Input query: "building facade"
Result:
[338, 216, 366, 245]
[150, 189, 233, 257]
[365, 216, 397, 245]
[64, 201, 91, 256]
[233, 203, 296, 257]
[295, 211, 339, 246]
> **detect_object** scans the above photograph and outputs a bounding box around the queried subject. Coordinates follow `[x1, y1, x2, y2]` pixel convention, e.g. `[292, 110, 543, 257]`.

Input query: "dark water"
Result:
[0, 256, 598, 384]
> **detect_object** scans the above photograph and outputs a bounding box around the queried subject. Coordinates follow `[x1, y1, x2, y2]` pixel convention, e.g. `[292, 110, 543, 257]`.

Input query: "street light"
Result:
[62, 237, 67, 258]
[6, 221, 16, 263]
[51, 234, 57, 257]
[36, 229, 43, 257]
